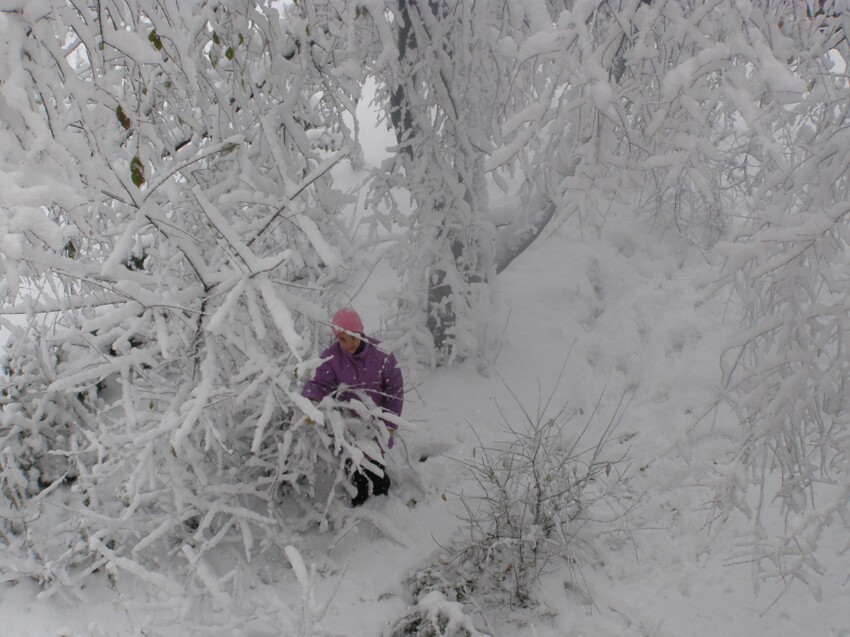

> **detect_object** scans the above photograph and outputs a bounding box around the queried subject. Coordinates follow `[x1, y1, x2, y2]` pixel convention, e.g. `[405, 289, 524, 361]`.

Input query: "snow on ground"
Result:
[4, 198, 849, 637]
[4, 95, 849, 637]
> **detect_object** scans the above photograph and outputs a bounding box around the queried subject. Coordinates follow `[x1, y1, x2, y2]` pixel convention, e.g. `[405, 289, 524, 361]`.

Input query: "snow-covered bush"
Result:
[0, 0, 364, 609]
[0, 326, 84, 501]
[450, 395, 631, 607]
[386, 590, 490, 637]
[269, 395, 399, 526]
[707, 6, 850, 595]
[404, 372, 632, 612]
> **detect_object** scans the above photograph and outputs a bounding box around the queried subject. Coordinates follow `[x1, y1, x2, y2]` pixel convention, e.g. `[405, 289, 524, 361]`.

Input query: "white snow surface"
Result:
[3, 119, 849, 637]
[4, 209, 849, 636]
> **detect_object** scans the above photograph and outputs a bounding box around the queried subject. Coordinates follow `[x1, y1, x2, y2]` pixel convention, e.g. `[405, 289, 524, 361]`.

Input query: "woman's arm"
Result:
[302, 350, 339, 403]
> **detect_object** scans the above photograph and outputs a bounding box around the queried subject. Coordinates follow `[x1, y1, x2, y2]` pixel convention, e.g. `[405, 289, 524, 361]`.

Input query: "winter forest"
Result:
[1, 0, 849, 635]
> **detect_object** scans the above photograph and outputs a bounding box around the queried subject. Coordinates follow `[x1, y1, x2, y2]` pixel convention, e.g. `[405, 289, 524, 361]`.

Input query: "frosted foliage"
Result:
[359, 0, 510, 365]
[690, 3, 850, 595]
[293, 0, 564, 364]
[1, 0, 849, 615]
[0, 0, 362, 609]
[346, 0, 850, 593]
[317, 0, 834, 364]
[595, 0, 850, 595]
[715, 44, 850, 605]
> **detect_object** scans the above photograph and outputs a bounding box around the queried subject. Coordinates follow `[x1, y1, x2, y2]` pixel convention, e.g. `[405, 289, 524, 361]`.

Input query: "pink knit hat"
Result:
[330, 308, 364, 336]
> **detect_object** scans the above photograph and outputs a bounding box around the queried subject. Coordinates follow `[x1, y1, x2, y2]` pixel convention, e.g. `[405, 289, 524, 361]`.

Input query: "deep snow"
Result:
[4, 204, 849, 636]
[3, 107, 849, 637]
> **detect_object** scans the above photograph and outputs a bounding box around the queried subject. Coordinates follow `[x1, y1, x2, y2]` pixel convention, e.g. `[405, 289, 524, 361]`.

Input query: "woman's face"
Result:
[336, 331, 361, 354]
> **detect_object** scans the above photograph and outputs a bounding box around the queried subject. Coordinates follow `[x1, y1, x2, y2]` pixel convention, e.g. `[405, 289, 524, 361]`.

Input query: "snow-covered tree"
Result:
[0, 0, 363, 600]
[536, 0, 848, 595]
[3, 0, 849, 607]
[710, 3, 850, 597]
[542, 0, 850, 595]
[331, 0, 757, 363]
[283, 0, 570, 365]
[355, 0, 850, 593]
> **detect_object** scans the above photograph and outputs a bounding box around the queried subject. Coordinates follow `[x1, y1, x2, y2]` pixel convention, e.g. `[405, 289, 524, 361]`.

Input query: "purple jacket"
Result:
[302, 339, 404, 419]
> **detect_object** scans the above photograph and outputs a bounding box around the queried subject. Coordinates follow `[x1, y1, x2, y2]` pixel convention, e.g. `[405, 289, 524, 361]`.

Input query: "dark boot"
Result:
[350, 467, 391, 506]
[350, 470, 371, 507]
[370, 468, 391, 497]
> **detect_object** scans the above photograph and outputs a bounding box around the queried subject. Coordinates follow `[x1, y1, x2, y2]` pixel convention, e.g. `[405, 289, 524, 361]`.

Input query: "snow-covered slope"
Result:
[4, 201, 848, 637]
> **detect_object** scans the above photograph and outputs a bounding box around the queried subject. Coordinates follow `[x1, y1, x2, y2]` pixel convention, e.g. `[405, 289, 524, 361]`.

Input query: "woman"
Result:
[302, 308, 404, 505]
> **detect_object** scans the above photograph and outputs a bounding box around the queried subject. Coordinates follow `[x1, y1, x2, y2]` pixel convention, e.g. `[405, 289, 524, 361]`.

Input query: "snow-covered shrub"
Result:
[284, 544, 343, 637]
[406, 563, 476, 606]
[391, 366, 632, 621]
[0, 326, 89, 500]
[705, 6, 850, 597]
[451, 398, 631, 607]
[0, 0, 365, 612]
[386, 590, 490, 637]
[410, 369, 633, 610]
[261, 394, 399, 528]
